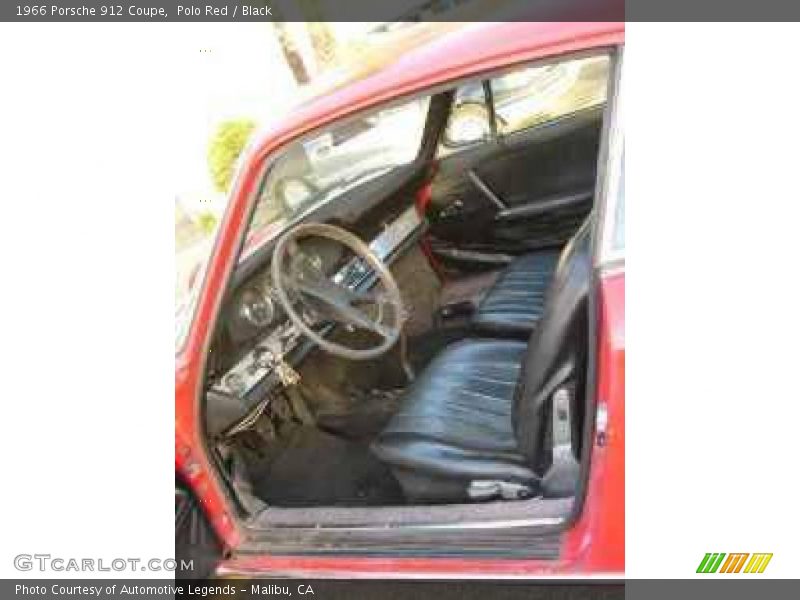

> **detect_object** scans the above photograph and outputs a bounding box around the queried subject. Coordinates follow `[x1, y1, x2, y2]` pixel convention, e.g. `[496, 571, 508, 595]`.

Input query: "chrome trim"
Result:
[599, 52, 624, 267]
[467, 169, 507, 210]
[368, 205, 423, 261]
[275, 516, 567, 533]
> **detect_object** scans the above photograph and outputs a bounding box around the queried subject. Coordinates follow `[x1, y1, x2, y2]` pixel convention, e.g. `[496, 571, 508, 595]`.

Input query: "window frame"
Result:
[598, 52, 625, 268]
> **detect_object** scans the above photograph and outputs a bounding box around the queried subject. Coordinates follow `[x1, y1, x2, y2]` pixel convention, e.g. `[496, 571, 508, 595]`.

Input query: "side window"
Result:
[438, 83, 491, 155]
[491, 55, 609, 136]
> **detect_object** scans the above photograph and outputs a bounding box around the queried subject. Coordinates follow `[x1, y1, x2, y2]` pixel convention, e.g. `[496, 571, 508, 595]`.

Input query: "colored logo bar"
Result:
[697, 553, 772, 573]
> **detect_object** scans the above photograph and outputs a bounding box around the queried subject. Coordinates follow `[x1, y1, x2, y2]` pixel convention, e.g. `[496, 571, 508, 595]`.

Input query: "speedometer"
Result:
[238, 288, 276, 328]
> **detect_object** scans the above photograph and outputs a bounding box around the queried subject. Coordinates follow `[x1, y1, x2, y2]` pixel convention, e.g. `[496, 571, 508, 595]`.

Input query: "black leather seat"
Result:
[373, 219, 591, 503]
[472, 249, 561, 337]
[370, 339, 537, 501]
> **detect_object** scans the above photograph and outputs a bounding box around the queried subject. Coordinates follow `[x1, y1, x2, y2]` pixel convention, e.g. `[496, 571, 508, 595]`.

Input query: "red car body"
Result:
[176, 21, 625, 577]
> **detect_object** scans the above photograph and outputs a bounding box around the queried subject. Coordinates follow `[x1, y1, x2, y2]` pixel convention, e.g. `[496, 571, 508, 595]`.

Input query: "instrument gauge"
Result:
[239, 288, 275, 328]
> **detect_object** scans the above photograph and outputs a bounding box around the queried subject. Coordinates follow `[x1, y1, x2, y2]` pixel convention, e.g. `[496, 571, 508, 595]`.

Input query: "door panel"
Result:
[428, 107, 603, 262]
[483, 108, 603, 210]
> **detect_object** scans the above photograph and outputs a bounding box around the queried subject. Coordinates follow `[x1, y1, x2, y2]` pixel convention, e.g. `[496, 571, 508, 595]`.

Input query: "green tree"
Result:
[207, 119, 257, 193]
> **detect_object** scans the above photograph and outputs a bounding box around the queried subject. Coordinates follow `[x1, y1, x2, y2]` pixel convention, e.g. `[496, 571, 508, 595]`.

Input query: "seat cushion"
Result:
[472, 250, 561, 337]
[371, 339, 537, 502]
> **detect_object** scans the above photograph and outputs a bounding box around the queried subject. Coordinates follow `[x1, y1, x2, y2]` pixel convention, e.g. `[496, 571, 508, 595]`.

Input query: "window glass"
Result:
[492, 55, 609, 136]
[243, 97, 430, 258]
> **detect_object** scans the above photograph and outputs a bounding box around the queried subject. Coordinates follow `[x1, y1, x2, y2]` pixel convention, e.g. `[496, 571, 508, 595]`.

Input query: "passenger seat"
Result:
[471, 248, 562, 338]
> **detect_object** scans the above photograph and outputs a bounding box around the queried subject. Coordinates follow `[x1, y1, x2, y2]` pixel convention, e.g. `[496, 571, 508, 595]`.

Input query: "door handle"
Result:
[439, 199, 464, 219]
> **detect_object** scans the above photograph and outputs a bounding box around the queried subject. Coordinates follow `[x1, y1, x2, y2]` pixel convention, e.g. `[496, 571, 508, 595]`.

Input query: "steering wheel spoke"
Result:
[335, 302, 391, 338]
[294, 279, 388, 336]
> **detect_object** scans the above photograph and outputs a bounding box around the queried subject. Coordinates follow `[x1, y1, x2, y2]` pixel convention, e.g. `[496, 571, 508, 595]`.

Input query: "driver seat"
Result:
[372, 218, 591, 502]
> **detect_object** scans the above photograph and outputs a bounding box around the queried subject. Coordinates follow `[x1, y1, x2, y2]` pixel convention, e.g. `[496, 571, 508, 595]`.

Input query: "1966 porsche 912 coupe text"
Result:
[176, 21, 625, 577]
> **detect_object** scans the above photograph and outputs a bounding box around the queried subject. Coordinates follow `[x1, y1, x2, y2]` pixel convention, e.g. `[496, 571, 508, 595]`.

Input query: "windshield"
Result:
[175, 96, 430, 349]
[242, 97, 430, 258]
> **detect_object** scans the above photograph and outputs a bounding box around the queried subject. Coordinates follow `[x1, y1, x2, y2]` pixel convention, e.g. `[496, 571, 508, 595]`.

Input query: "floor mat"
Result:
[250, 427, 405, 507]
[315, 387, 404, 442]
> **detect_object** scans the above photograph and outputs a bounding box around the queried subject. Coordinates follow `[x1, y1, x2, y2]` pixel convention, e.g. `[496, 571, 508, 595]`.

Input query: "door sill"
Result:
[235, 496, 571, 558]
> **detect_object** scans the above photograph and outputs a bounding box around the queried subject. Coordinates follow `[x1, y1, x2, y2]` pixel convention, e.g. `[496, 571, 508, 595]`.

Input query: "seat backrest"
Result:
[513, 217, 592, 471]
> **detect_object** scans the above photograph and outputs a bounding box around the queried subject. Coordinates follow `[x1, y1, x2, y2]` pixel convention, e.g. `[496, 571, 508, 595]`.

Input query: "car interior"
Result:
[201, 51, 614, 528]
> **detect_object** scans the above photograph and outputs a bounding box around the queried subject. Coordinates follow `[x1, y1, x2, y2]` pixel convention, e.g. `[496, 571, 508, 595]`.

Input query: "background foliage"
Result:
[207, 119, 257, 193]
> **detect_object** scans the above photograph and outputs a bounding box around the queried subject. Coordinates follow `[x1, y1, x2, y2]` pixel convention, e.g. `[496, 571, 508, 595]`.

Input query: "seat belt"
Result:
[541, 385, 581, 498]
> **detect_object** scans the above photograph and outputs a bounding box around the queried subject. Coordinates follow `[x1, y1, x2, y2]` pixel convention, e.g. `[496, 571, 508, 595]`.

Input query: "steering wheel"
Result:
[271, 222, 404, 360]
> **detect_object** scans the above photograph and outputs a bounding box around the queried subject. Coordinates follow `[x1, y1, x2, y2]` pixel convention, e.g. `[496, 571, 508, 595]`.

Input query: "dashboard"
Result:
[206, 204, 425, 434]
[224, 235, 346, 346]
